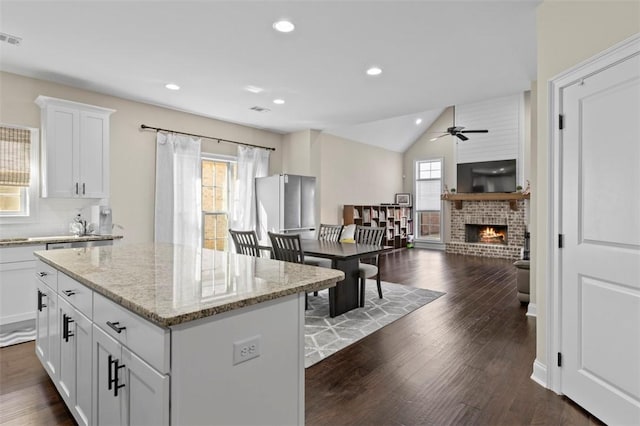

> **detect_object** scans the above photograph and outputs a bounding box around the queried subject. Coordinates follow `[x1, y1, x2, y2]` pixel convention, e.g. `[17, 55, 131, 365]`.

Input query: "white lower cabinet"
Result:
[93, 326, 169, 426]
[58, 297, 93, 426]
[35, 282, 59, 379]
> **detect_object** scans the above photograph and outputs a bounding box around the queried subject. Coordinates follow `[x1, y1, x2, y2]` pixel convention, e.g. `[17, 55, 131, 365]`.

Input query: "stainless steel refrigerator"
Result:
[255, 174, 316, 242]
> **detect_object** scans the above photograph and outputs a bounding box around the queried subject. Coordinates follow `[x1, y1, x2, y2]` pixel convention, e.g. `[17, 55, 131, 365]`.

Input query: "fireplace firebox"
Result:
[465, 224, 508, 245]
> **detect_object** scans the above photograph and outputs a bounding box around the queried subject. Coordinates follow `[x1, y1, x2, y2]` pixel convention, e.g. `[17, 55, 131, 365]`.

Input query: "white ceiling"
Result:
[0, 0, 538, 152]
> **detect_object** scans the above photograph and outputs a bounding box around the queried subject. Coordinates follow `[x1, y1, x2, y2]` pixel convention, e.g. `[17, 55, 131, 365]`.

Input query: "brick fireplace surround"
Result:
[446, 198, 527, 260]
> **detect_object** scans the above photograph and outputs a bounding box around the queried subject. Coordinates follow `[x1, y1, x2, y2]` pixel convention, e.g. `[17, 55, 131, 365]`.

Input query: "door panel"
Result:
[561, 52, 640, 425]
[79, 112, 108, 198]
[122, 347, 169, 426]
[580, 276, 640, 399]
[300, 176, 316, 229]
[580, 74, 640, 247]
[283, 175, 301, 230]
[93, 326, 122, 426]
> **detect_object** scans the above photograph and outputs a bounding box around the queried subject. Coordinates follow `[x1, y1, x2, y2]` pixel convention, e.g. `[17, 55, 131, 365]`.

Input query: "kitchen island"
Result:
[33, 243, 343, 426]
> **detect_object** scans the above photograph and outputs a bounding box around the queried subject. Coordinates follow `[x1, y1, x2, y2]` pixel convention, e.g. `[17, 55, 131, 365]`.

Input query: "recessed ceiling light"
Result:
[245, 85, 264, 94]
[415, 118, 423, 125]
[366, 66, 382, 76]
[273, 20, 295, 33]
[165, 83, 180, 91]
[273, 99, 285, 105]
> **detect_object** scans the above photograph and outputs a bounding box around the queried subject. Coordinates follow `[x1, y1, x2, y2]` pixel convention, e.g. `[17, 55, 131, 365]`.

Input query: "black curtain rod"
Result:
[140, 124, 276, 152]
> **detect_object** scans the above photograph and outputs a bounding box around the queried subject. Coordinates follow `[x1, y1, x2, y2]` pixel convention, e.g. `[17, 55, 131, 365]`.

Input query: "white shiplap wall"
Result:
[455, 94, 524, 183]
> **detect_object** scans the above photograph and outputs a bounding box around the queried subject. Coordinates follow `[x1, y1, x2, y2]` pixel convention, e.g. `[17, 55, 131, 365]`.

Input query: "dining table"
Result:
[300, 239, 391, 317]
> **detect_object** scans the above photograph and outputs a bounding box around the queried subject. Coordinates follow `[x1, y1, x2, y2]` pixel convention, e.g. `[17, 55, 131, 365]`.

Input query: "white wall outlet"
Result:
[233, 335, 261, 365]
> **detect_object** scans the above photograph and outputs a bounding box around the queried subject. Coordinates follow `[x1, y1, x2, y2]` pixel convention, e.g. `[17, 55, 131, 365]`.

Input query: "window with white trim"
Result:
[201, 155, 237, 250]
[0, 125, 39, 220]
[415, 159, 442, 241]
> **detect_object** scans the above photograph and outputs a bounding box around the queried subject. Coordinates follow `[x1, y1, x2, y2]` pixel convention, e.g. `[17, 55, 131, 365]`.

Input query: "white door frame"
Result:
[545, 33, 640, 394]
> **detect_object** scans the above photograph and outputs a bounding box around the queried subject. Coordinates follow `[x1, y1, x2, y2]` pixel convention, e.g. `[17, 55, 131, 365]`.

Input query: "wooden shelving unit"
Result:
[343, 204, 413, 248]
[441, 192, 530, 211]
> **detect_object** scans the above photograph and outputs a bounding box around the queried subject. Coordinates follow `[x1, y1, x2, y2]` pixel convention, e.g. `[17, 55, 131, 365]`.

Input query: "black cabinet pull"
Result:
[75, 182, 79, 194]
[62, 314, 75, 342]
[106, 321, 126, 334]
[62, 290, 76, 297]
[114, 359, 126, 397]
[38, 271, 48, 277]
[82, 183, 85, 195]
[37, 290, 46, 311]
[108, 354, 115, 390]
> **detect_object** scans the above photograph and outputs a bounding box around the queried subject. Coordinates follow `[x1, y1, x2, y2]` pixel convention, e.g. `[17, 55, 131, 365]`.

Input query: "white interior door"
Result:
[560, 52, 640, 425]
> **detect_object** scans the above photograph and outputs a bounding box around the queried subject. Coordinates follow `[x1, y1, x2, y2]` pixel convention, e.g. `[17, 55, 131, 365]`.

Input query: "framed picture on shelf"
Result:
[395, 193, 412, 206]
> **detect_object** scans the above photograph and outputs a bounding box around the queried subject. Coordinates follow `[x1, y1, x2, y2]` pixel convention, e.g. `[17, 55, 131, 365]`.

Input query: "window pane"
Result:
[416, 180, 441, 211]
[202, 158, 235, 251]
[418, 211, 441, 240]
[202, 161, 214, 186]
[0, 185, 22, 212]
[202, 187, 214, 212]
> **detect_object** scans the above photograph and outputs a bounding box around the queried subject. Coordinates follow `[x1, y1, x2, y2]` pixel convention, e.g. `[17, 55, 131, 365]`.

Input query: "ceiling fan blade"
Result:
[456, 133, 469, 141]
[460, 129, 489, 134]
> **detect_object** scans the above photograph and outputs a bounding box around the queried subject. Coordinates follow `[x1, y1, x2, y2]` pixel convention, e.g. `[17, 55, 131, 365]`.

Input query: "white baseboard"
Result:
[526, 303, 537, 317]
[530, 359, 547, 388]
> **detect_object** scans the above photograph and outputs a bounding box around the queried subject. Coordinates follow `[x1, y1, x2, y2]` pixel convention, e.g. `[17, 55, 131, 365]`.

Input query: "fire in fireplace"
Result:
[465, 224, 508, 245]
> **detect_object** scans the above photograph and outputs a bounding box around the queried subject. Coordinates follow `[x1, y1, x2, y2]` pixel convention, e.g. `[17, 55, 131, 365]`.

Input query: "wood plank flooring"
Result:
[0, 249, 602, 425]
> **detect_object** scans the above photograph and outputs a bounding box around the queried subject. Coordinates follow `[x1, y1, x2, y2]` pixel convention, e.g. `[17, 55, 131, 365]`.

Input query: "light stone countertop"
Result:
[34, 243, 344, 328]
[0, 234, 122, 247]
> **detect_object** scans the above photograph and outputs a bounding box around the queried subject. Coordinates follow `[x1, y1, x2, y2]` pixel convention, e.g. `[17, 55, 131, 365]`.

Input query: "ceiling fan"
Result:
[429, 126, 489, 142]
[428, 108, 489, 141]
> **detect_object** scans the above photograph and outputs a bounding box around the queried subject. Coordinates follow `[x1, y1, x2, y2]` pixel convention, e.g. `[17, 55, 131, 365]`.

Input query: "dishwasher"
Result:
[46, 239, 114, 250]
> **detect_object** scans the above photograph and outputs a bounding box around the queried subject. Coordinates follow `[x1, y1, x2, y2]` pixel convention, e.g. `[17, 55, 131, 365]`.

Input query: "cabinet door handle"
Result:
[114, 359, 126, 397]
[38, 271, 48, 277]
[108, 354, 115, 390]
[82, 183, 85, 195]
[37, 290, 45, 311]
[62, 290, 76, 297]
[62, 314, 75, 342]
[75, 182, 79, 195]
[106, 321, 126, 334]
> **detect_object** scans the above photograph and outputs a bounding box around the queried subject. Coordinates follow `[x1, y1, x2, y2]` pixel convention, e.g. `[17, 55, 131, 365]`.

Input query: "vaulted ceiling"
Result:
[0, 1, 538, 152]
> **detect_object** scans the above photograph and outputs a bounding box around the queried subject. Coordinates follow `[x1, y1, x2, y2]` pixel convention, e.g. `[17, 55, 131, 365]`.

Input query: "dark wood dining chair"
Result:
[229, 229, 262, 257]
[317, 224, 344, 242]
[355, 225, 386, 307]
[269, 232, 314, 308]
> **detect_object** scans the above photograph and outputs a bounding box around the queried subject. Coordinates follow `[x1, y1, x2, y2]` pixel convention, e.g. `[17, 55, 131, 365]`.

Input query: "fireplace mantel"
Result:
[441, 192, 530, 211]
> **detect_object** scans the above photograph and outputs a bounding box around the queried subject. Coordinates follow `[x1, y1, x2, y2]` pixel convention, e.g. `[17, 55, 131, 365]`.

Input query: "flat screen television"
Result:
[457, 159, 517, 193]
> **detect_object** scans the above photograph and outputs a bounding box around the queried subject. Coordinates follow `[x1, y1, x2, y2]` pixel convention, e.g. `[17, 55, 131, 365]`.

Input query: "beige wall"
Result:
[403, 107, 455, 243]
[318, 132, 403, 224]
[534, 1, 640, 365]
[0, 71, 283, 243]
[282, 130, 313, 176]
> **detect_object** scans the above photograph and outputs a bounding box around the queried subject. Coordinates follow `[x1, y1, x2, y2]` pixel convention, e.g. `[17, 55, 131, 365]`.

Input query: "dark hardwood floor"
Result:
[0, 249, 601, 425]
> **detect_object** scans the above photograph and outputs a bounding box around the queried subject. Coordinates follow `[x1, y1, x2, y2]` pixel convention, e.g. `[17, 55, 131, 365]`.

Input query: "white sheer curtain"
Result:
[231, 145, 270, 231]
[154, 132, 202, 248]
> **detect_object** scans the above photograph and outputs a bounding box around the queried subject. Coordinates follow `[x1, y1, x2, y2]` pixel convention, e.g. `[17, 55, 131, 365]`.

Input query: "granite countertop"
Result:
[34, 243, 344, 328]
[0, 234, 123, 247]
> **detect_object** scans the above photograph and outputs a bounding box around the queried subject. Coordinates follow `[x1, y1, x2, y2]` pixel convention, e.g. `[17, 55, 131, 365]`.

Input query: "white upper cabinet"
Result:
[35, 96, 115, 198]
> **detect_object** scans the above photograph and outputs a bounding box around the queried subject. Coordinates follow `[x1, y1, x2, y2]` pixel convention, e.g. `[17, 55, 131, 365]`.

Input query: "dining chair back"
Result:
[268, 232, 305, 264]
[229, 229, 261, 257]
[355, 225, 385, 246]
[317, 224, 344, 242]
[355, 226, 386, 307]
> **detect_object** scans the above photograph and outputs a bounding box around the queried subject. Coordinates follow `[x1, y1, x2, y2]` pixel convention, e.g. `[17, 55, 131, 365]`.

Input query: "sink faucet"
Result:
[73, 213, 87, 236]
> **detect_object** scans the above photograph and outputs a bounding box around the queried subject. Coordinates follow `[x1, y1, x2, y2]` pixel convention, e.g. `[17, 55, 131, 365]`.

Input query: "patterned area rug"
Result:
[305, 280, 444, 368]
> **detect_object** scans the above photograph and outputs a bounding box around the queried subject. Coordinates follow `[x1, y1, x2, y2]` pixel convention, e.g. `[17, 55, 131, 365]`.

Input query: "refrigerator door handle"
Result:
[281, 228, 316, 233]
